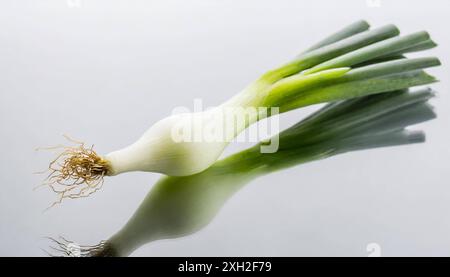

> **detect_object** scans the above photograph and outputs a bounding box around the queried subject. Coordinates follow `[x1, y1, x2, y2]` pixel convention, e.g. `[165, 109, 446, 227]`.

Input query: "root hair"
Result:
[36, 135, 110, 207]
[46, 236, 118, 257]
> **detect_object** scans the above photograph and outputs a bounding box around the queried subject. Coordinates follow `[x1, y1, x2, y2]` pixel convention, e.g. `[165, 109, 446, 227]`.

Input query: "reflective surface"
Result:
[0, 0, 449, 256]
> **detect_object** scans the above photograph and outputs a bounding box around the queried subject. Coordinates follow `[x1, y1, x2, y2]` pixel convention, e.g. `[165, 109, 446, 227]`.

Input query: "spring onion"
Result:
[42, 20, 440, 202]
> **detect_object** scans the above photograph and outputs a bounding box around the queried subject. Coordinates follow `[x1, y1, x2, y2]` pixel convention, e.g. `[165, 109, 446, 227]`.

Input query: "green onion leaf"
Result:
[302, 20, 371, 54]
[304, 31, 432, 74]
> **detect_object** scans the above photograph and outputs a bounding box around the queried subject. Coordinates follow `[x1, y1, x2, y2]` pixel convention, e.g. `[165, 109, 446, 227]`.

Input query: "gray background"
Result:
[1, 0, 449, 256]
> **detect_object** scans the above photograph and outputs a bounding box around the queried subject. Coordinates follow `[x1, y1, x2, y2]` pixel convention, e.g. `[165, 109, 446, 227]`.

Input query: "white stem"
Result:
[105, 81, 272, 176]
